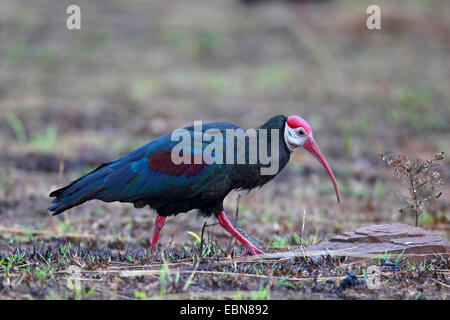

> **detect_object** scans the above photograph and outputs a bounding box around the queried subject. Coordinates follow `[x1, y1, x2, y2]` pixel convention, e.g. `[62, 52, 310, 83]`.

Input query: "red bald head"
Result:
[287, 115, 312, 135]
[284, 115, 340, 202]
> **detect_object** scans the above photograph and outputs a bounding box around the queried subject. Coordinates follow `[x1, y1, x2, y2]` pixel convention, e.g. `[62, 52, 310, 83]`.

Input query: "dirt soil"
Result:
[0, 0, 449, 299]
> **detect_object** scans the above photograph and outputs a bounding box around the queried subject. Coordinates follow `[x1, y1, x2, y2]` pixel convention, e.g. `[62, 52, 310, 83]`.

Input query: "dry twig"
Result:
[381, 152, 445, 227]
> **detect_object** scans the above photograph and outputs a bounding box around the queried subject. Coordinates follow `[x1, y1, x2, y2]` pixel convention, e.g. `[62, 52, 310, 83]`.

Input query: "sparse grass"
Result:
[161, 28, 222, 58]
[254, 65, 294, 91]
[134, 289, 148, 300]
[34, 265, 56, 282]
[0, 237, 447, 299]
[56, 218, 75, 233]
[251, 283, 271, 300]
[30, 125, 58, 152]
[3, 43, 56, 66]
[277, 276, 297, 290]
[5, 112, 27, 142]
[186, 231, 201, 244]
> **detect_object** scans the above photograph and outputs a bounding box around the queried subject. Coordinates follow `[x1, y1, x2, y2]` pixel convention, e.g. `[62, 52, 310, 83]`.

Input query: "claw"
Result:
[240, 246, 264, 257]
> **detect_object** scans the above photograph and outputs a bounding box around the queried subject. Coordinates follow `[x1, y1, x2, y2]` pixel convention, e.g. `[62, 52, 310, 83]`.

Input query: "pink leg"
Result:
[217, 211, 264, 256]
[151, 216, 167, 253]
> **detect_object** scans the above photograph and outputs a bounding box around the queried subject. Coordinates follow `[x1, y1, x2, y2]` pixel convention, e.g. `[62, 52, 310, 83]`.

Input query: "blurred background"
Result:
[0, 0, 448, 247]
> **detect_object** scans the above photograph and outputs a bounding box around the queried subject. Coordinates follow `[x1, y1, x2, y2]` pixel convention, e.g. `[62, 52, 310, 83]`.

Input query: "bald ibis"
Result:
[48, 115, 340, 255]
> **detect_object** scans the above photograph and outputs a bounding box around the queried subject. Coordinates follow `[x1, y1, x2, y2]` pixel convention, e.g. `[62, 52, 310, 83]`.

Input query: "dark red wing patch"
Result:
[147, 149, 209, 177]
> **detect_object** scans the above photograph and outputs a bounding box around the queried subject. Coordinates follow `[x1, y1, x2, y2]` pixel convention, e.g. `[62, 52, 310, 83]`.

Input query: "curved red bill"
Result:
[304, 138, 341, 202]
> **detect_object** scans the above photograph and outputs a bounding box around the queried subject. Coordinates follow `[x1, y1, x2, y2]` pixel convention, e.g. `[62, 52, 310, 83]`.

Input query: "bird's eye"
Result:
[297, 129, 304, 136]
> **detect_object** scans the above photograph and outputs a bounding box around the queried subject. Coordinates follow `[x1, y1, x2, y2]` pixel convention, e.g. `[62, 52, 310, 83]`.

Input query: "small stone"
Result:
[381, 259, 402, 271]
[339, 272, 361, 291]
[365, 265, 381, 290]
[247, 224, 449, 264]
[302, 223, 450, 263]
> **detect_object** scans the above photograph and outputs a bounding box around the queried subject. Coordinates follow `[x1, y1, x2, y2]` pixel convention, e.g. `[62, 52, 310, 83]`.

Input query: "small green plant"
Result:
[5, 112, 27, 142]
[277, 276, 297, 290]
[187, 231, 201, 243]
[0, 173, 14, 193]
[292, 233, 301, 245]
[233, 292, 243, 300]
[7, 233, 20, 245]
[251, 283, 271, 300]
[395, 249, 405, 264]
[134, 289, 148, 299]
[56, 218, 75, 233]
[197, 239, 222, 258]
[381, 152, 444, 227]
[34, 265, 56, 282]
[418, 261, 435, 273]
[377, 250, 391, 265]
[31, 125, 57, 152]
[75, 286, 96, 300]
[252, 262, 265, 275]
[59, 242, 72, 260]
[300, 234, 321, 247]
[24, 225, 34, 242]
[362, 268, 367, 280]
[4, 250, 27, 277]
[159, 257, 171, 296]
[271, 236, 289, 248]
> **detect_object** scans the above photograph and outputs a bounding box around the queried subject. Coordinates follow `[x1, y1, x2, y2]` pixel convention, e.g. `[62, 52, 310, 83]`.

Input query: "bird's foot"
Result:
[240, 245, 264, 256]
